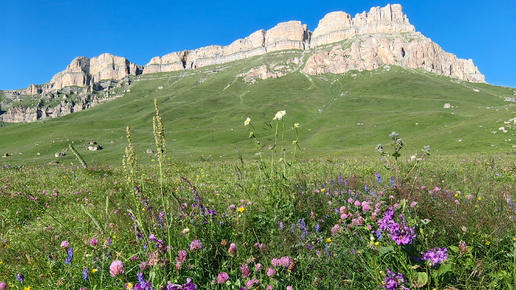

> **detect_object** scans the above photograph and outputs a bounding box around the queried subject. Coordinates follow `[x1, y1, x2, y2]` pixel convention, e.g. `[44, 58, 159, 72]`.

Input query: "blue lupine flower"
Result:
[16, 272, 24, 284]
[65, 247, 73, 265]
[298, 219, 306, 232]
[83, 267, 88, 281]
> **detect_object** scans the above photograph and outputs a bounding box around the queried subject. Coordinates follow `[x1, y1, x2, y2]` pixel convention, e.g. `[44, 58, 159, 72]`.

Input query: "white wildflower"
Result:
[244, 117, 251, 126]
[273, 110, 286, 121]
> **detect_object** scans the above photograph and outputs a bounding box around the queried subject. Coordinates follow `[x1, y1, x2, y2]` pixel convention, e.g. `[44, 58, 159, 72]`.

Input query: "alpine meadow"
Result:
[0, 4, 515, 289]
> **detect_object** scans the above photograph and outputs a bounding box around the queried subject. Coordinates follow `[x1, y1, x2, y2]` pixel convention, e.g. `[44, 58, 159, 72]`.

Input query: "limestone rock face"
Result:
[0, 106, 39, 123]
[47, 54, 142, 91]
[310, 4, 415, 48]
[264, 21, 309, 52]
[143, 20, 310, 73]
[303, 35, 485, 83]
[0, 4, 487, 123]
[26, 83, 40, 95]
[90, 53, 141, 83]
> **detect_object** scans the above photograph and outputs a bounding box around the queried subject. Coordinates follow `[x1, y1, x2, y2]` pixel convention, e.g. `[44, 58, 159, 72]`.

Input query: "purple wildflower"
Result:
[267, 267, 276, 277]
[459, 241, 468, 254]
[109, 259, 124, 277]
[279, 256, 291, 267]
[383, 269, 409, 289]
[134, 272, 153, 290]
[421, 247, 448, 266]
[331, 224, 342, 236]
[377, 207, 416, 245]
[190, 239, 202, 251]
[16, 272, 24, 284]
[271, 258, 280, 267]
[217, 272, 229, 284]
[83, 267, 88, 281]
[246, 278, 260, 288]
[89, 238, 98, 247]
[65, 247, 73, 265]
[241, 264, 251, 278]
[228, 243, 237, 256]
[298, 219, 306, 232]
[177, 250, 187, 263]
[167, 278, 197, 290]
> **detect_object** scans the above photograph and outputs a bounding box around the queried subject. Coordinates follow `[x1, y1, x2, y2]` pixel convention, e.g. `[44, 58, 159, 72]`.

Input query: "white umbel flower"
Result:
[273, 110, 286, 121]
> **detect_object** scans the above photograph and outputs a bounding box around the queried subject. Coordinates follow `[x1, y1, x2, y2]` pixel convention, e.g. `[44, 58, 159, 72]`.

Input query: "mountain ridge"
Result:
[0, 4, 485, 123]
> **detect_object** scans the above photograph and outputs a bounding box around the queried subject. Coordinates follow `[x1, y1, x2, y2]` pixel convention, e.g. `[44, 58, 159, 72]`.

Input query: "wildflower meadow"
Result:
[0, 102, 515, 289]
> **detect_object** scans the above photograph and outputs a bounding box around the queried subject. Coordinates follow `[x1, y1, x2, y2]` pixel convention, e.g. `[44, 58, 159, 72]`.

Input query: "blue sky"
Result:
[1, 0, 515, 90]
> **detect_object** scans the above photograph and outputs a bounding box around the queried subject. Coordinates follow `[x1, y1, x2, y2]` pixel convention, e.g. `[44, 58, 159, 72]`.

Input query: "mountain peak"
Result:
[0, 4, 486, 123]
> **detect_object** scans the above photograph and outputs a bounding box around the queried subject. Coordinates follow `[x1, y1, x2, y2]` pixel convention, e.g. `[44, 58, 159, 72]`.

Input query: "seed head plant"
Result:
[376, 131, 430, 189]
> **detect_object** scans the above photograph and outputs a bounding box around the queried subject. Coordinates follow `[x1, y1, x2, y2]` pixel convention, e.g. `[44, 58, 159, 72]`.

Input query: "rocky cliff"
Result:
[0, 4, 486, 123]
[303, 35, 485, 82]
[142, 4, 482, 82]
[46, 53, 142, 92]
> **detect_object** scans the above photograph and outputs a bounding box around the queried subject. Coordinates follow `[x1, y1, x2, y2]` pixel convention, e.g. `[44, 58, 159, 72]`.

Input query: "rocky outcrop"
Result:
[26, 83, 40, 95]
[0, 4, 487, 123]
[46, 53, 142, 91]
[302, 35, 485, 83]
[0, 106, 39, 123]
[0, 94, 105, 122]
[310, 4, 415, 48]
[142, 4, 482, 83]
[11, 4, 484, 89]
[144, 21, 310, 73]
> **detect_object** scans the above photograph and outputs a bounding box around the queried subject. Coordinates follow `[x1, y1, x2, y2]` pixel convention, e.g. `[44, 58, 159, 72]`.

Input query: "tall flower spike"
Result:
[153, 98, 166, 162]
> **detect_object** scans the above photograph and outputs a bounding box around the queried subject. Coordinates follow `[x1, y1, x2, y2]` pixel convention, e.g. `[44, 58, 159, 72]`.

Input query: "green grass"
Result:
[0, 52, 515, 168]
[0, 150, 515, 289]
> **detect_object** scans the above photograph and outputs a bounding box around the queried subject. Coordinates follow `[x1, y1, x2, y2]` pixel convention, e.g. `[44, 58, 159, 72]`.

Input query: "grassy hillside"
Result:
[0, 50, 515, 166]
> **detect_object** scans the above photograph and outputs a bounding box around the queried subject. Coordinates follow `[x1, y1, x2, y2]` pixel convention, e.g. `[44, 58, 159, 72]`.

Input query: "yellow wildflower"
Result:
[326, 238, 332, 243]
[485, 241, 490, 246]
[92, 268, 98, 273]
[238, 206, 245, 213]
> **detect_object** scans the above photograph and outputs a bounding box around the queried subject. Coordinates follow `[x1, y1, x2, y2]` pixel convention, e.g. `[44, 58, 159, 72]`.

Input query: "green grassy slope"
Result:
[1, 50, 515, 166]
